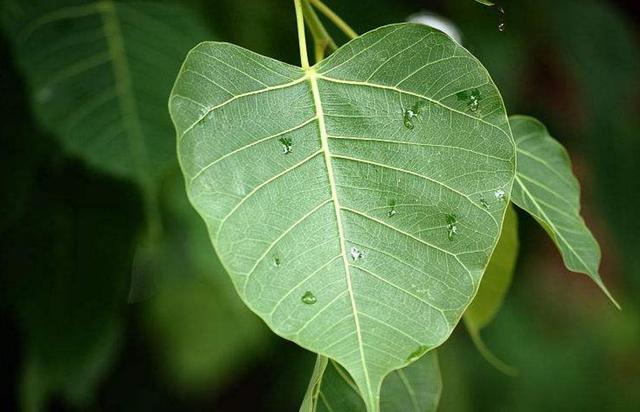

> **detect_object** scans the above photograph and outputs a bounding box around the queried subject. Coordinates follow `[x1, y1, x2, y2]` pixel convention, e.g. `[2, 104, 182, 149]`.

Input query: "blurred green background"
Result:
[0, 0, 638, 411]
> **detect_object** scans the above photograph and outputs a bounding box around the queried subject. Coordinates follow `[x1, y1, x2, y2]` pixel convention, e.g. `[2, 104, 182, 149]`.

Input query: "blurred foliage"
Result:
[0, 0, 638, 411]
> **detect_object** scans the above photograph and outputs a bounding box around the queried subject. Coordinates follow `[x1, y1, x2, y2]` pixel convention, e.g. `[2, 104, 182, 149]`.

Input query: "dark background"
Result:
[1, 0, 639, 411]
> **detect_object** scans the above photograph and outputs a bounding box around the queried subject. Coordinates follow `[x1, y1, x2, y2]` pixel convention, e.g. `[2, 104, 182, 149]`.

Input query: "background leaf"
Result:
[171, 23, 515, 410]
[0, 160, 140, 411]
[463, 204, 518, 374]
[2, 0, 211, 231]
[301, 352, 441, 412]
[509, 115, 617, 307]
[140, 175, 271, 396]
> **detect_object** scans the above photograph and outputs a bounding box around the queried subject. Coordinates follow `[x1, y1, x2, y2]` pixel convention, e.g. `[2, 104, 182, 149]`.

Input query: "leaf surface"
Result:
[509, 115, 617, 307]
[301, 352, 441, 412]
[170, 23, 516, 410]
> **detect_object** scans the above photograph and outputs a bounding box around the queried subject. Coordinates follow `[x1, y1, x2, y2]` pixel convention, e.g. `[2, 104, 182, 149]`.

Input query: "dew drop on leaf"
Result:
[273, 256, 281, 267]
[480, 197, 489, 208]
[457, 89, 481, 112]
[279, 136, 293, 154]
[406, 345, 429, 362]
[403, 109, 416, 129]
[301, 291, 317, 305]
[494, 189, 506, 201]
[388, 199, 397, 217]
[350, 246, 364, 261]
[446, 214, 458, 241]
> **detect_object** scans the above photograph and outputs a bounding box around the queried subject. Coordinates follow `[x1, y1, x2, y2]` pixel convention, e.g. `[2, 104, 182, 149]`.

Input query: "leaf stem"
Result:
[308, 0, 358, 40]
[293, 0, 310, 70]
[301, 0, 337, 63]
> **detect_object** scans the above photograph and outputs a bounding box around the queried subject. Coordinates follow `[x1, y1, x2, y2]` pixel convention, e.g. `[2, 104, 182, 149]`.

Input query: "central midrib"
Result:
[100, 1, 152, 187]
[307, 69, 373, 404]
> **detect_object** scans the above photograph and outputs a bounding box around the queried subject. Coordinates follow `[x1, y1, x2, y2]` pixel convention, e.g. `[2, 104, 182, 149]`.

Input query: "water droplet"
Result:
[402, 100, 428, 129]
[279, 137, 293, 154]
[446, 214, 458, 241]
[480, 197, 489, 208]
[388, 199, 397, 217]
[301, 291, 317, 304]
[497, 4, 506, 32]
[273, 256, 281, 267]
[494, 189, 506, 201]
[350, 246, 363, 261]
[403, 109, 417, 129]
[457, 89, 481, 112]
[406, 345, 429, 362]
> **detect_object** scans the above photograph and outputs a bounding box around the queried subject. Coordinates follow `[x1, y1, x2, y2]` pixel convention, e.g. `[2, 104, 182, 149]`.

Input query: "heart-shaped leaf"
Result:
[301, 352, 441, 412]
[170, 23, 515, 410]
[510, 115, 618, 307]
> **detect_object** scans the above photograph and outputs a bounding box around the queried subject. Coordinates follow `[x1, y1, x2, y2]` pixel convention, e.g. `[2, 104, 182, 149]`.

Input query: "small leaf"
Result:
[171, 23, 516, 411]
[464, 204, 518, 375]
[509, 115, 619, 308]
[301, 353, 441, 412]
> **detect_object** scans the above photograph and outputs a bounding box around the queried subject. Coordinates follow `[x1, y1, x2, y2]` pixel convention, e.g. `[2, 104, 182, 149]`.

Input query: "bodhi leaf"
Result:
[2, 0, 210, 220]
[170, 23, 515, 411]
[509, 115, 618, 308]
[463, 204, 518, 374]
[301, 352, 441, 412]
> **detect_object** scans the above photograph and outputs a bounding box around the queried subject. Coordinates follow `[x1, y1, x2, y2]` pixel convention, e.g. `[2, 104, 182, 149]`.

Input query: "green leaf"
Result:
[463, 204, 518, 374]
[509, 115, 618, 308]
[170, 23, 515, 411]
[141, 175, 270, 395]
[301, 352, 441, 412]
[474, 0, 495, 6]
[2, 0, 210, 208]
[0, 162, 139, 411]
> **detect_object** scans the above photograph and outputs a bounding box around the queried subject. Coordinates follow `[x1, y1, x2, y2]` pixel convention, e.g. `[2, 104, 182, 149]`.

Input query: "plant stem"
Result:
[293, 0, 310, 70]
[308, 0, 358, 40]
[301, 0, 337, 63]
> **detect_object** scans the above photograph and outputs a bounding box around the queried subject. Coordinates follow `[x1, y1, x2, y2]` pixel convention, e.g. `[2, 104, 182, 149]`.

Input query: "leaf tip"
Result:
[596, 280, 621, 310]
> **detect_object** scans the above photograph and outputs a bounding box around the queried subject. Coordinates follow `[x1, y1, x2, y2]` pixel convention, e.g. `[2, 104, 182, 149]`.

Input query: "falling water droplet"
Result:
[273, 256, 281, 267]
[279, 137, 293, 154]
[350, 246, 364, 261]
[494, 189, 506, 201]
[446, 214, 458, 241]
[301, 291, 317, 305]
[497, 4, 506, 32]
[388, 199, 397, 217]
[480, 197, 489, 208]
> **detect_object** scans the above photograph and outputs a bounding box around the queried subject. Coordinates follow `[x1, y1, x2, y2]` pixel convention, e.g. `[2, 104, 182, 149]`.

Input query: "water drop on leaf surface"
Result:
[446, 214, 458, 241]
[279, 137, 293, 154]
[350, 247, 363, 261]
[301, 291, 317, 305]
